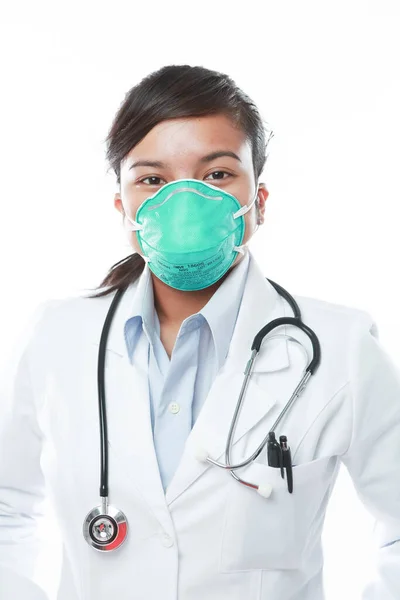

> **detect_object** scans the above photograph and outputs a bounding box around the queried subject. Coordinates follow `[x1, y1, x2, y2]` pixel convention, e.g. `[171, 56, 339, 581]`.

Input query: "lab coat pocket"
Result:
[219, 455, 336, 572]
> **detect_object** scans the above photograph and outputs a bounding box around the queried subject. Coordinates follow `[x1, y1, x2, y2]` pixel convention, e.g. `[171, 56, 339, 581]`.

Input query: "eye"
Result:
[204, 170, 232, 181]
[138, 176, 166, 185]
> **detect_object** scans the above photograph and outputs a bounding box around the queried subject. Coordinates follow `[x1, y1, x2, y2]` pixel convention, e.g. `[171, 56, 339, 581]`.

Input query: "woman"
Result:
[1, 64, 399, 600]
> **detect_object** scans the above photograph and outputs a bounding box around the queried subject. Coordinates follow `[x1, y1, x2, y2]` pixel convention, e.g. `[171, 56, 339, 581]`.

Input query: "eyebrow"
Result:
[129, 150, 241, 170]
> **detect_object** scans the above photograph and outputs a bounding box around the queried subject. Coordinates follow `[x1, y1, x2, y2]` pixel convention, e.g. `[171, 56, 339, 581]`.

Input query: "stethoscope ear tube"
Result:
[251, 316, 321, 374]
[262, 278, 321, 373]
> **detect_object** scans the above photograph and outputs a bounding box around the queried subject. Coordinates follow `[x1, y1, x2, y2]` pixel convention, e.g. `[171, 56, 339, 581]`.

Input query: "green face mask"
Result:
[125, 178, 258, 291]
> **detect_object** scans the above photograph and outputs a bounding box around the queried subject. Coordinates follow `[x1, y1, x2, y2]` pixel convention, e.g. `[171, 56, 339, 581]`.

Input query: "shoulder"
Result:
[26, 286, 132, 348]
[287, 293, 379, 382]
[291, 293, 376, 337]
[270, 292, 384, 399]
[41, 283, 137, 319]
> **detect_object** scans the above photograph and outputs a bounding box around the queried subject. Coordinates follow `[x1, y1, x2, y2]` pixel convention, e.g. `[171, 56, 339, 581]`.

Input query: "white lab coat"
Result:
[1, 255, 400, 600]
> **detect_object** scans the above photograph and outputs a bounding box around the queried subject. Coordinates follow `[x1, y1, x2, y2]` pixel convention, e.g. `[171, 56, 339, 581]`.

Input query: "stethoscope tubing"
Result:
[97, 285, 126, 499]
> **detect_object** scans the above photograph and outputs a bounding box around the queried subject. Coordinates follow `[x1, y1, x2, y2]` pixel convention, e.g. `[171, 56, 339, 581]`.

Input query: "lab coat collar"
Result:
[123, 263, 156, 361]
[223, 251, 290, 374]
[196, 250, 250, 372]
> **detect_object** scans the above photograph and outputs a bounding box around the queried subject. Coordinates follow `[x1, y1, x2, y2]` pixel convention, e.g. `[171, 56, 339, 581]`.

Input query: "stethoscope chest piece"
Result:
[83, 504, 128, 552]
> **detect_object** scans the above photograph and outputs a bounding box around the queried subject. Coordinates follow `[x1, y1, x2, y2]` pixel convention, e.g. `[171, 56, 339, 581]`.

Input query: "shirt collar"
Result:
[124, 251, 250, 367]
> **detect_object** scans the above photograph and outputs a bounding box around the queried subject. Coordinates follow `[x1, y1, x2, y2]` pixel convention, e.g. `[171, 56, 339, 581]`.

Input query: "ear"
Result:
[256, 183, 269, 225]
[114, 193, 124, 216]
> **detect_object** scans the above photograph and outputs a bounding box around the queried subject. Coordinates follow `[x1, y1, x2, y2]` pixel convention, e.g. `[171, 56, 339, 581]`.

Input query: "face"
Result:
[114, 113, 268, 270]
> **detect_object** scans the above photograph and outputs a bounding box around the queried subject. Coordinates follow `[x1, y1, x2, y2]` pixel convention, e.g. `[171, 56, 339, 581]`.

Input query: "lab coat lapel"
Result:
[165, 256, 292, 505]
[91, 282, 167, 519]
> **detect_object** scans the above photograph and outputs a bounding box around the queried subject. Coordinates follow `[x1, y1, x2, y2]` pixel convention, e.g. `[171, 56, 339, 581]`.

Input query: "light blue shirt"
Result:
[124, 252, 250, 491]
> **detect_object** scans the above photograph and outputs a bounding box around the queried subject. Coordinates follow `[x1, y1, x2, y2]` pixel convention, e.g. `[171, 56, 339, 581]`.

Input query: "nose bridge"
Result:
[167, 174, 200, 187]
[162, 158, 197, 181]
[175, 168, 196, 180]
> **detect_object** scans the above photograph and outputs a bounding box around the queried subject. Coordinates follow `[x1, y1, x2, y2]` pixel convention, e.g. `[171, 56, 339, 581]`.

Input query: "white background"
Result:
[0, 0, 399, 598]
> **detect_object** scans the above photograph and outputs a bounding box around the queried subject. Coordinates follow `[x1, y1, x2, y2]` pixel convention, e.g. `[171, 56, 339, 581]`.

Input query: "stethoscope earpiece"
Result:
[257, 483, 273, 498]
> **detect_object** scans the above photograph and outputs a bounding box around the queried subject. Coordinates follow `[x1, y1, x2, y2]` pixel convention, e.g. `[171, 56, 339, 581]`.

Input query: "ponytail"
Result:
[85, 252, 145, 298]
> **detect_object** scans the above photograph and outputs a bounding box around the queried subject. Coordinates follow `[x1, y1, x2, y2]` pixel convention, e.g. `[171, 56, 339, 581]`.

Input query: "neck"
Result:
[152, 277, 223, 326]
[151, 256, 244, 326]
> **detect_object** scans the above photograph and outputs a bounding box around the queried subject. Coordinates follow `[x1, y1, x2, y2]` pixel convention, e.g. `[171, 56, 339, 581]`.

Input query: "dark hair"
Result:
[85, 64, 274, 299]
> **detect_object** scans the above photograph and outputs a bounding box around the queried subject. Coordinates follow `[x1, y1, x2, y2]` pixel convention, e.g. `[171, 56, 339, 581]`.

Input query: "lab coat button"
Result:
[169, 402, 180, 414]
[160, 533, 174, 547]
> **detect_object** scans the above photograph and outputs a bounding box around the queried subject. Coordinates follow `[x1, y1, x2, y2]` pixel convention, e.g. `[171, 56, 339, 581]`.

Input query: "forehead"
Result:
[124, 114, 251, 165]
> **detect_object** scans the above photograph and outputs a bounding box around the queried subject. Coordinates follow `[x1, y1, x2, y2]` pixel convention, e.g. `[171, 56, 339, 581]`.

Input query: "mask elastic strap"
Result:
[233, 188, 258, 219]
[125, 213, 143, 231]
[233, 188, 260, 254]
[123, 213, 150, 260]
[234, 222, 259, 254]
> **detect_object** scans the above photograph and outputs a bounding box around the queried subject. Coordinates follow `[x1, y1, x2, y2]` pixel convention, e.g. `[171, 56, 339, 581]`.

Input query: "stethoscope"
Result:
[83, 278, 321, 551]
